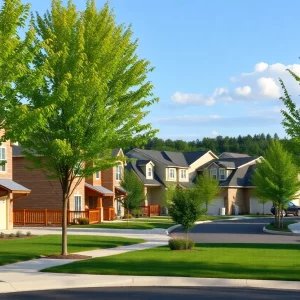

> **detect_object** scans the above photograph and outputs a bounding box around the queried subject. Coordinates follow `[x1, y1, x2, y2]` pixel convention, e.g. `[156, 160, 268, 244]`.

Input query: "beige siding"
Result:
[188, 152, 216, 181]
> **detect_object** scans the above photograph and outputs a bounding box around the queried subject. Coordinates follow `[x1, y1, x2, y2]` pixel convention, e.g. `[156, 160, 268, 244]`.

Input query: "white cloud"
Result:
[212, 130, 218, 136]
[235, 86, 251, 96]
[257, 77, 281, 98]
[254, 62, 268, 72]
[171, 92, 215, 106]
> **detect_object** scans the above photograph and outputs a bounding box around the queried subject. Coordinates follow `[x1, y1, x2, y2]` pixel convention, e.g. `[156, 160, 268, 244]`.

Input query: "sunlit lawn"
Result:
[0, 235, 144, 266]
[43, 243, 300, 281]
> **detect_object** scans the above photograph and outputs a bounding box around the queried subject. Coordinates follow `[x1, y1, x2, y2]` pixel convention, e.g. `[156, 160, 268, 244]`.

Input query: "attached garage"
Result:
[204, 198, 224, 215]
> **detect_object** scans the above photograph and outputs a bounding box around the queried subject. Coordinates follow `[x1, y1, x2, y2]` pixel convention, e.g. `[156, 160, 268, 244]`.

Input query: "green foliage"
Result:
[121, 169, 145, 212]
[1, 0, 158, 255]
[129, 133, 277, 156]
[168, 237, 194, 250]
[252, 140, 300, 228]
[169, 188, 203, 236]
[193, 172, 220, 212]
[76, 217, 89, 225]
[163, 182, 177, 207]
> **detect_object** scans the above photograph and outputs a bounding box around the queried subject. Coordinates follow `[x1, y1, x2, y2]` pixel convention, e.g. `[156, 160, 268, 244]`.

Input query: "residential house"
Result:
[12, 146, 126, 223]
[197, 155, 263, 214]
[0, 131, 30, 230]
[126, 148, 218, 211]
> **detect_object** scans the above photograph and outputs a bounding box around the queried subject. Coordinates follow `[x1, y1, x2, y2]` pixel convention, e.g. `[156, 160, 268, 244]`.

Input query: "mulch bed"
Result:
[43, 254, 92, 260]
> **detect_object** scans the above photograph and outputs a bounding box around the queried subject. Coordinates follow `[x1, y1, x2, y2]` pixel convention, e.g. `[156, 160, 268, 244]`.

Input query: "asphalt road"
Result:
[172, 217, 300, 243]
[1, 287, 300, 300]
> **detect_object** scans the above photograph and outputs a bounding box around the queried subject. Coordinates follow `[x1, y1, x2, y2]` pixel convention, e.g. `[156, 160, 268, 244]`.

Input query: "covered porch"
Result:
[0, 179, 30, 230]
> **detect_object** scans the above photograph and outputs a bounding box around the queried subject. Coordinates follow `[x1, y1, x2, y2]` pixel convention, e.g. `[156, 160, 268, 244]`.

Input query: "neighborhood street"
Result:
[173, 217, 300, 243]
[1, 286, 300, 300]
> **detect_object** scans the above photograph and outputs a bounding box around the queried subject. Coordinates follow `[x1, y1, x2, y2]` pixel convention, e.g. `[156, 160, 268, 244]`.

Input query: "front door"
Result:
[117, 198, 122, 216]
[0, 198, 7, 230]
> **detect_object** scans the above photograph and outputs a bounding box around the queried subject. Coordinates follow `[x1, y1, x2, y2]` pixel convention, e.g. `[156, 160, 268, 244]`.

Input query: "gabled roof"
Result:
[85, 183, 114, 195]
[136, 160, 153, 166]
[126, 161, 163, 187]
[0, 179, 31, 193]
[197, 156, 258, 171]
[219, 152, 250, 159]
[219, 164, 255, 187]
[127, 148, 215, 168]
[112, 148, 123, 157]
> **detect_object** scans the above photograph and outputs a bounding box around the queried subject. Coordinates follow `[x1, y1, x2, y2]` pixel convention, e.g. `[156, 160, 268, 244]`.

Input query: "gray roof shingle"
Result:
[219, 152, 250, 158]
[85, 183, 114, 195]
[0, 179, 31, 192]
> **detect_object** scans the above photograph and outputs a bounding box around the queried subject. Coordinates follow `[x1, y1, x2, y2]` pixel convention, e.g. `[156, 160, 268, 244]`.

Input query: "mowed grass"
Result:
[71, 221, 174, 229]
[265, 221, 298, 232]
[197, 216, 234, 221]
[0, 235, 144, 266]
[43, 243, 300, 281]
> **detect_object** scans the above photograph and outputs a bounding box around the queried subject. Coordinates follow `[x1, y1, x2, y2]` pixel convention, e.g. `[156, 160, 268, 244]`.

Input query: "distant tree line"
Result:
[128, 133, 281, 156]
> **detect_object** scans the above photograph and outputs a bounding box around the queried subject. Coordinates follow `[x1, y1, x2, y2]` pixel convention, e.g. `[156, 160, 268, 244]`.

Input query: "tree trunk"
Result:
[61, 195, 68, 255]
[186, 230, 188, 250]
[263, 203, 265, 215]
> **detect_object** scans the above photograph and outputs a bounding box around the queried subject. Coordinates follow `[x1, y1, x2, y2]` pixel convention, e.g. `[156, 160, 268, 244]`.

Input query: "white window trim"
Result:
[219, 168, 226, 181]
[0, 146, 6, 172]
[210, 168, 217, 180]
[180, 169, 187, 179]
[147, 166, 153, 179]
[95, 171, 100, 180]
[74, 195, 82, 211]
[116, 165, 122, 181]
[168, 168, 176, 180]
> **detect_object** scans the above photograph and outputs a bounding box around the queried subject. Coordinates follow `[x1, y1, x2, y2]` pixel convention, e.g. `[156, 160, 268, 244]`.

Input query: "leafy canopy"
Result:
[120, 169, 145, 211]
[251, 140, 300, 209]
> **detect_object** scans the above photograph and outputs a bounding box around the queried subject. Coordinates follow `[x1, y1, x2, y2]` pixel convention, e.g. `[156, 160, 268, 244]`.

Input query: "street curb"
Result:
[263, 226, 300, 236]
[2, 275, 300, 293]
[166, 218, 241, 235]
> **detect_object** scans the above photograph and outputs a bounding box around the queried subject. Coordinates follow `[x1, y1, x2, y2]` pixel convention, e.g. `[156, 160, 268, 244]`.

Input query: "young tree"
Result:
[169, 187, 204, 249]
[194, 172, 220, 213]
[120, 169, 145, 219]
[2, 0, 158, 255]
[0, 0, 35, 123]
[251, 140, 300, 228]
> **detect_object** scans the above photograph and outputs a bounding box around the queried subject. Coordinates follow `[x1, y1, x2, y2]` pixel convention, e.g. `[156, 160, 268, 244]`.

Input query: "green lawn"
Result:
[43, 243, 300, 281]
[197, 216, 234, 221]
[71, 222, 174, 229]
[265, 221, 298, 232]
[0, 235, 144, 266]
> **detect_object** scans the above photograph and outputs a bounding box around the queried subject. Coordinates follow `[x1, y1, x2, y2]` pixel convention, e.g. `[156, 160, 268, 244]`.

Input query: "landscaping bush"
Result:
[123, 214, 133, 219]
[9, 233, 15, 238]
[131, 208, 142, 218]
[26, 231, 31, 236]
[15, 231, 23, 238]
[0, 232, 4, 238]
[77, 218, 89, 225]
[168, 237, 194, 250]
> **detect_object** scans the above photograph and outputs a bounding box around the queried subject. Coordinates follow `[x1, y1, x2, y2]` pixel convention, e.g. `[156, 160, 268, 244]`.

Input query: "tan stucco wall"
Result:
[146, 186, 164, 205]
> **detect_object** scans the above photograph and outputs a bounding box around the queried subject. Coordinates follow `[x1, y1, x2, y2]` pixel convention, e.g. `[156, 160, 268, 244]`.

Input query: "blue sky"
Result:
[18, 0, 300, 140]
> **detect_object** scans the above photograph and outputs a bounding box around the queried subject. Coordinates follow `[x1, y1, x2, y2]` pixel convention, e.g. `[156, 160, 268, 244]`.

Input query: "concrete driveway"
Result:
[172, 217, 300, 244]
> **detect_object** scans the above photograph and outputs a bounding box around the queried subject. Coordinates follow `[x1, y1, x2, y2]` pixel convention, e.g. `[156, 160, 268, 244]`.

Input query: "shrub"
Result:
[9, 233, 15, 238]
[131, 208, 142, 218]
[168, 237, 194, 250]
[123, 213, 133, 219]
[77, 217, 89, 225]
[0, 232, 5, 238]
[26, 231, 31, 236]
[15, 231, 23, 238]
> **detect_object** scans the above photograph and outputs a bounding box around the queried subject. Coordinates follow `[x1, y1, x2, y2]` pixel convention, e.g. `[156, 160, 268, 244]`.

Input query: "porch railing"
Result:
[13, 209, 102, 226]
[140, 205, 161, 217]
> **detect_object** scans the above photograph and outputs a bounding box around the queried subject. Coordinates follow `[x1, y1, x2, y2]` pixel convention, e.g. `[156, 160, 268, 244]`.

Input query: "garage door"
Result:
[203, 198, 224, 215]
[0, 199, 6, 230]
[250, 198, 273, 214]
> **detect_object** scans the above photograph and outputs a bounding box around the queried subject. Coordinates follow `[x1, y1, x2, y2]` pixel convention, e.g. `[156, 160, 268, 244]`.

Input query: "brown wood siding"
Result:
[13, 157, 85, 210]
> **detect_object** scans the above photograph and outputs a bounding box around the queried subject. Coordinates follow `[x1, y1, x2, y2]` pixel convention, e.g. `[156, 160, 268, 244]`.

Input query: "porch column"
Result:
[8, 193, 13, 230]
[96, 197, 103, 223]
[144, 187, 148, 206]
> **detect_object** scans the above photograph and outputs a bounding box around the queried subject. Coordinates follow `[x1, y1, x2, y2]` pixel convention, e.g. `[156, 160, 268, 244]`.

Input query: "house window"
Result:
[180, 169, 187, 179]
[0, 147, 6, 172]
[116, 165, 122, 181]
[219, 168, 226, 180]
[148, 167, 152, 178]
[169, 168, 175, 180]
[95, 171, 100, 180]
[74, 195, 82, 211]
[210, 168, 217, 180]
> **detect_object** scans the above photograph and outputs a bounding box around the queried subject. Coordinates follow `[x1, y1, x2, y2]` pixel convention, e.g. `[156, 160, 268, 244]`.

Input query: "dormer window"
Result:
[180, 169, 187, 179]
[169, 168, 176, 180]
[0, 147, 6, 172]
[147, 166, 153, 179]
[210, 168, 217, 180]
[219, 168, 226, 180]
